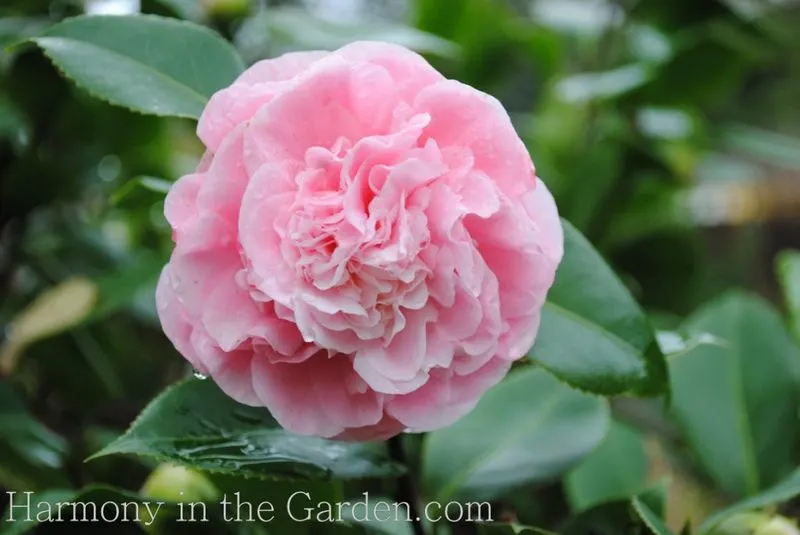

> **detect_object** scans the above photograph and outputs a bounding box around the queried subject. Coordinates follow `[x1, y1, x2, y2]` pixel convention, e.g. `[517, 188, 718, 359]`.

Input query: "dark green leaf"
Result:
[669, 291, 800, 497]
[529, 220, 668, 396]
[0, 95, 27, 142]
[422, 367, 609, 502]
[632, 498, 674, 535]
[31, 15, 244, 118]
[565, 421, 648, 511]
[89, 378, 404, 481]
[560, 485, 669, 535]
[0, 381, 68, 490]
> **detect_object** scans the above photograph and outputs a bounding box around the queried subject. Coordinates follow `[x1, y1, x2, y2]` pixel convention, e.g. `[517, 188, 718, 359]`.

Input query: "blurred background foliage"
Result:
[1, 0, 800, 534]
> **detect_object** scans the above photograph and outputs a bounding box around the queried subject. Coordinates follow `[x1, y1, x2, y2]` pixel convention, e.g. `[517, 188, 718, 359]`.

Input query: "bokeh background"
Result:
[1, 0, 800, 532]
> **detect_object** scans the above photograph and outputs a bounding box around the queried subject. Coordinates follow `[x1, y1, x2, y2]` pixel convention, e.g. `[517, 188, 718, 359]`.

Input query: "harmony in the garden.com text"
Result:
[5, 491, 494, 525]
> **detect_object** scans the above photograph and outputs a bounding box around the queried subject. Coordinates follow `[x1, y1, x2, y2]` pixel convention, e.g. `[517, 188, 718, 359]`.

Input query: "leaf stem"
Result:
[388, 435, 425, 535]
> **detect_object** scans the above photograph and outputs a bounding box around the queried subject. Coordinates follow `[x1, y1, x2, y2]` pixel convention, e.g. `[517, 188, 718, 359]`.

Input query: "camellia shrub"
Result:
[1, 3, 800, 535]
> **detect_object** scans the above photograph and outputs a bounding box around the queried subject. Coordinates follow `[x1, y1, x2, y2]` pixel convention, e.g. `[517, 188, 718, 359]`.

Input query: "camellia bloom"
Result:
[156, 41, 564, 441]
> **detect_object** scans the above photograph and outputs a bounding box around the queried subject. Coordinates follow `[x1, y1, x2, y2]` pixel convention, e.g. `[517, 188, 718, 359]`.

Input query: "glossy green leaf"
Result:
[669, 291, 800, 497]
[90, 378, 404, 481]
[0, 382, 68, 491]
[422, 367, 610, 502]
[529, 220, 668, 396]
[632, 498, 674, 535]
[777, 250, 800, 342]
[31, 15, 244, 118]
[700, 468, 800, 532]
[565, 421, 648, 511]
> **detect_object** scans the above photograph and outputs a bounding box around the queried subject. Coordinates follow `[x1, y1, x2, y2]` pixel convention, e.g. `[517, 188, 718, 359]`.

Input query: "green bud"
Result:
[139, 464, 219, 535]
[710, 512, 774, 535]
[756, 517, 800, 535]
[708, 513, 800, 535]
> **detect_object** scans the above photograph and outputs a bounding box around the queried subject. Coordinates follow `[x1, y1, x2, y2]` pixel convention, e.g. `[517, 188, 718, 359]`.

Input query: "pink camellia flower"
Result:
[156, 42, 563, 441]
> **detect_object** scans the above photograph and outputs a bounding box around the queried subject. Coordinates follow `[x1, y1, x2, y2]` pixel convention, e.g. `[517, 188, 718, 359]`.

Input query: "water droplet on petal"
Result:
[193, 370, 209, 380]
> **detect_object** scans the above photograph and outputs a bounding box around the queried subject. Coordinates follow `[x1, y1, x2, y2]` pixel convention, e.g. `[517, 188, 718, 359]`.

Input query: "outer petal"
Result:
[242, 55, 396, 173]
[524, 177, 565, 265]
[414, 79, 535, 197]
[156, 266, 205, 373]
[157, 266, 261, 407]
[386, 358, 511, 431]
[164, 174, 202, 241]
[336, 41, 444, 105]
[250, 352, 387, 439]
[237, 51, 330, 85]
[197, 51, 328, 151]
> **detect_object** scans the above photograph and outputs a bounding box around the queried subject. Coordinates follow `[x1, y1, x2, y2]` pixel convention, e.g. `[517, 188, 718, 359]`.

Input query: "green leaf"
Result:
[422, 367, 610, 502]
[0, 17, 48, 50]
[31, 14, 244, 118]
[700, 468, 800, 532]
[669, 291, 800, 497]
[563, 485, 671, 535]
[777, 250, 800, 342]
[234, 7, 457, 65]
[565, 421, 648, 511]
[632, 498, 674, 535]
[0, 95, 27, 142]
[90, 378, 404, 481]
[0, 382, 68, 491]
[529, 220, 668, 396]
